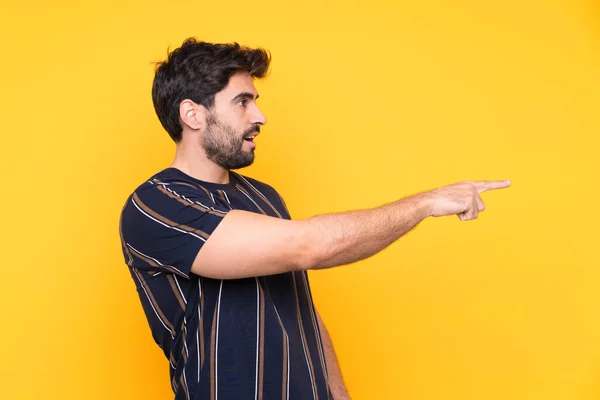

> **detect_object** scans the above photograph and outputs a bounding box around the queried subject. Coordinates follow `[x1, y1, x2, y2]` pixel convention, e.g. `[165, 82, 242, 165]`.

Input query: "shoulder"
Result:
[132, 168, 216, 202]
[121, 168, 224, 221]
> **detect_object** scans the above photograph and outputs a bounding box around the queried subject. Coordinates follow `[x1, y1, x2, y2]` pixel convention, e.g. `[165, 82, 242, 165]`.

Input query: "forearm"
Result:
[317, 311, 349, 399]
[304, 192, 431, 270]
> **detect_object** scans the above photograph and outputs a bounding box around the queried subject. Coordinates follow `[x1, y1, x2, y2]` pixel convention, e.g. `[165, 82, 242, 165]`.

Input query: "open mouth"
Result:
[244, 132, 258, 142]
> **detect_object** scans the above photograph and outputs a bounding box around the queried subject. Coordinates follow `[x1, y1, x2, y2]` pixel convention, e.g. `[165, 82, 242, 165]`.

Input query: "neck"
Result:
[169, 138, 230, 184]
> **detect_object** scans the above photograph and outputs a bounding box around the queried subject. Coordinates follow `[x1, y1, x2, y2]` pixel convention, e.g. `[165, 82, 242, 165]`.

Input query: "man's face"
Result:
[202, 72, 267, 170]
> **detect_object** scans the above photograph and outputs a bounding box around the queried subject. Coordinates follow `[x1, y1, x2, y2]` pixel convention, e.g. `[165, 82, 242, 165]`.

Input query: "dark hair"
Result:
[151, 38, 271, 142]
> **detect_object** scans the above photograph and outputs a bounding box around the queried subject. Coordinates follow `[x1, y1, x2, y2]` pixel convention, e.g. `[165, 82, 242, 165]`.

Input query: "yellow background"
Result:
[1, 0, 599, 399]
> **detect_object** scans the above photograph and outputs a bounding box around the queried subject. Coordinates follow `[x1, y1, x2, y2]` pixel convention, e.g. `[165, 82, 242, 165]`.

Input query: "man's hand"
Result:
[424, 180, 511, 221]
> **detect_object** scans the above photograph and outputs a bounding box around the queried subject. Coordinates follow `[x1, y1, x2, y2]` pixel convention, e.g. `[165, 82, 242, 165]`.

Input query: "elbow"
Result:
[292, 218, 326, 272]
[294, 241, 316, 272]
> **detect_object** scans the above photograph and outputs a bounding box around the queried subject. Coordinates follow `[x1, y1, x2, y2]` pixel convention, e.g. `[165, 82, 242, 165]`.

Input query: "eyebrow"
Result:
[231, 92, 259, 102]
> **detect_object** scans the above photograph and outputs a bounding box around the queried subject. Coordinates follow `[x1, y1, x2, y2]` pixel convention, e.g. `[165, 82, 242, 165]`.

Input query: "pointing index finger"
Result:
[473, 180, 511, 193]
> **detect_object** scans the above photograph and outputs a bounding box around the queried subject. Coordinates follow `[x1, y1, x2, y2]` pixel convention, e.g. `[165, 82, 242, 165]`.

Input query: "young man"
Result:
[119, 38, 510, 400]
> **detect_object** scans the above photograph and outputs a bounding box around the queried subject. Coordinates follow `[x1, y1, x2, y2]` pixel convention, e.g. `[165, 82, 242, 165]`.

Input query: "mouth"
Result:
[243, 132, 259, 143]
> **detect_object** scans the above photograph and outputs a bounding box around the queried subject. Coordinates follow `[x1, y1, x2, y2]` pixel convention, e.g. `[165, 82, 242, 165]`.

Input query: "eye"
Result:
[237, 99, 247, 108]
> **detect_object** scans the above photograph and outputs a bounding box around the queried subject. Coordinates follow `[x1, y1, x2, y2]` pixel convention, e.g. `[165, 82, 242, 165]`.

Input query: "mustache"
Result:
[243, 125, 260, 137]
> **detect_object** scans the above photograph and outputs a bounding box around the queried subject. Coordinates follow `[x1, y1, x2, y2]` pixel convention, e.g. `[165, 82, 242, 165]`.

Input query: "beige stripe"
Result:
[119, 212, 134, 265]
[236, 185, 267, 215]
[179, 374, 189, 399]
[123, 244, 133, 265]
[257, 280, 266, 400]
[167, 275, 186, 310]
[195, 183, 213, 199]
[210, 304, 218, 400]
[154, 178, 212, 199]
[156, 184, 227, 217]
[268, 285, 290, 400]
[153, 178, 219, 207]
[129, 247, 188, 278]
[153, 179, 198, 190]
[170, 353, 177, 369]
[281, 334, 288, 400]
[292, 273, 319, 400]
[276, 191, 291, 215]
[217, 190, 226, 202]
[155, 178, 212, 199]
[271, 305, 289, 400]
[172, 375, 178, 391]
[182, 332, 189, 363]
[133, 268, 176, 335]
[238, 178, 283, 218]
[133, 192, 210, 240]
[302, 273, 328, 381]
[179, 324, 190, 398]
[199, 283, 205, 368]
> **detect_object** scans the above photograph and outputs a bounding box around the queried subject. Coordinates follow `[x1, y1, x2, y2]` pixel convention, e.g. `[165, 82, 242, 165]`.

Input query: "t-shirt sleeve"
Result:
[120, 182, 229, 279]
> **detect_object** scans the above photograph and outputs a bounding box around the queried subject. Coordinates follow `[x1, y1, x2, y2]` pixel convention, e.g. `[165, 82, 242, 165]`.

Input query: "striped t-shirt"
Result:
[119, 168, 331, 399]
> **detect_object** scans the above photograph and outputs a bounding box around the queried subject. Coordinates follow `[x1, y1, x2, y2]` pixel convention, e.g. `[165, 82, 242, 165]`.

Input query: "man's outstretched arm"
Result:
[317, 310, 350, 399]
[192, 180, 511, 279]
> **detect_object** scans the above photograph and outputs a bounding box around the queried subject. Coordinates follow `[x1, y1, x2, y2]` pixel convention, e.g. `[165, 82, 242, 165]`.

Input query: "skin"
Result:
[170, 71, 511, 399]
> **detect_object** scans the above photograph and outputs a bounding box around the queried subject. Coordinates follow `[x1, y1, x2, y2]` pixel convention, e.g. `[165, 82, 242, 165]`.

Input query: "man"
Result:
[119, 38, 510, 400]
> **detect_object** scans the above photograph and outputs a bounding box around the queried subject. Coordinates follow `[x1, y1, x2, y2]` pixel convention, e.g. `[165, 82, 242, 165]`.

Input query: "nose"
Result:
[252, 106, 267, 126]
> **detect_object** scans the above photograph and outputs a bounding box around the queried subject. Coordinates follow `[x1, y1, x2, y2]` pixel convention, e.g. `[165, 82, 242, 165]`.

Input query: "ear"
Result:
[179, 99, 207, 131]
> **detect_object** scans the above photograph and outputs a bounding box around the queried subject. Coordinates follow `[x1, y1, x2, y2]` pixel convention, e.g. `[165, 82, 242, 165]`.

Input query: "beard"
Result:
[202, 112, 258, 170]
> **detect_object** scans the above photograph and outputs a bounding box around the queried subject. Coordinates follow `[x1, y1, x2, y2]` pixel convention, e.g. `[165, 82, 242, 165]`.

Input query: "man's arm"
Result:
[192, 180, 510, 279]
[316, 310, 350, 399]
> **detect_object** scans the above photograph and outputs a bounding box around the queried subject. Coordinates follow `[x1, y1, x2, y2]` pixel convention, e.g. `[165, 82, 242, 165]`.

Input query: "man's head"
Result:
[152, 38, 270, 170]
